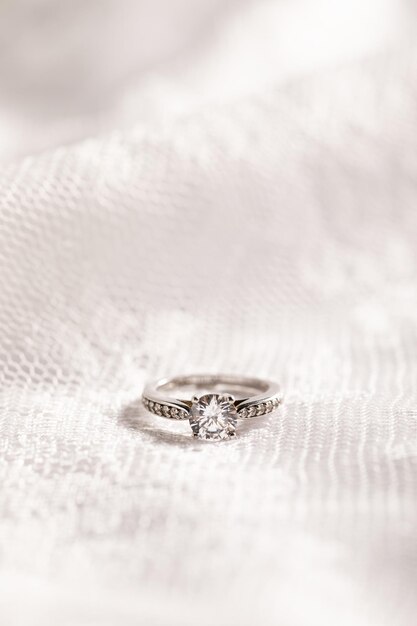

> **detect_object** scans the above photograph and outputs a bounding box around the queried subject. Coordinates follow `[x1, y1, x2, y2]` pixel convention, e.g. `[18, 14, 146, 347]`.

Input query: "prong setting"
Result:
[189, 393, 237, 441]
[220, 394, 235, 404]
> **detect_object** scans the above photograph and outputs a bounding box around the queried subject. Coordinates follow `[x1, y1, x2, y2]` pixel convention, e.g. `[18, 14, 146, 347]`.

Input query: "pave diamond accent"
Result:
[142, 396, 188, 420]
[189, 394, 237, 441]
[237, 396, 281, 418]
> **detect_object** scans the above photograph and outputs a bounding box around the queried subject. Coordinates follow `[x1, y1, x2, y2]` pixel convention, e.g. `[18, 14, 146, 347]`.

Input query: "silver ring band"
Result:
[142, 374, 283, 440]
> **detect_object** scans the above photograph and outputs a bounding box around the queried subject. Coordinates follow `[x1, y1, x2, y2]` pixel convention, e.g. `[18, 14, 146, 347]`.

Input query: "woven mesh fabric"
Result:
[0, 1, 416, 625]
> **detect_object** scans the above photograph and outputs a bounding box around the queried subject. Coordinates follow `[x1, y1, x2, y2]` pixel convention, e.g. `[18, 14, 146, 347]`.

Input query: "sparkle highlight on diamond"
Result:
[189, 394, 237, 441]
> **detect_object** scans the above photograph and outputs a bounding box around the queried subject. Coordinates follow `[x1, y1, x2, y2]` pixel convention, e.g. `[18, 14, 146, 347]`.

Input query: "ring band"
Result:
[142, 374, 283, 441]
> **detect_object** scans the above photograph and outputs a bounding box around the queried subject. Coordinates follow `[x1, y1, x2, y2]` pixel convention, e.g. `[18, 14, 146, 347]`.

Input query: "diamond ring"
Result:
[142, 374, 283, 441]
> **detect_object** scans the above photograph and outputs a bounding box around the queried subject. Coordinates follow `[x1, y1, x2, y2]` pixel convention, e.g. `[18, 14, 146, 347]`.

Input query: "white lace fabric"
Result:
[0, 1, 416, 625]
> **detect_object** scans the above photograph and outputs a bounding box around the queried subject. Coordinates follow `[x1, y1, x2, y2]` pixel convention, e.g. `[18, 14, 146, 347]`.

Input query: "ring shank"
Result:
[157, 374, 270, 396]
[142, 374, 283, 420]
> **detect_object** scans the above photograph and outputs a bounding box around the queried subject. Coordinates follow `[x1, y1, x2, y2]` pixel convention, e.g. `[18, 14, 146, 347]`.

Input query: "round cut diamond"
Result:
[189, 394, 237, 440]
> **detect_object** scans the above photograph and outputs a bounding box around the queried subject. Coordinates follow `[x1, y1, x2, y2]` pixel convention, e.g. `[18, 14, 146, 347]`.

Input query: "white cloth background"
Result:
[0, 1, 416, 625]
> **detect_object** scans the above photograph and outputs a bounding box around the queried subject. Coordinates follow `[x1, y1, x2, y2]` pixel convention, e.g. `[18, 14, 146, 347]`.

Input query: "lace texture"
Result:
[0, 1, 416, 625]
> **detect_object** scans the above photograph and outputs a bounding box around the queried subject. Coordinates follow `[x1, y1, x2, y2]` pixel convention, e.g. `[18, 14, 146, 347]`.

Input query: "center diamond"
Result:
[189, 394, 237, 440]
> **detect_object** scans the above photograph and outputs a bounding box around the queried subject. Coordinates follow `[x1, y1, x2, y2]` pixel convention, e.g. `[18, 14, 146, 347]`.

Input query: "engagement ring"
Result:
[142, 374, 283, 441]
